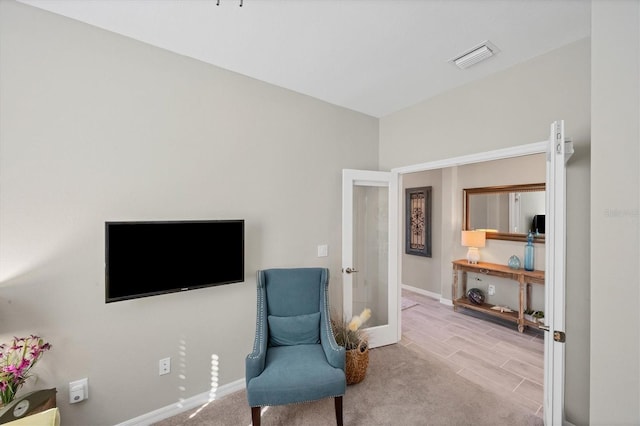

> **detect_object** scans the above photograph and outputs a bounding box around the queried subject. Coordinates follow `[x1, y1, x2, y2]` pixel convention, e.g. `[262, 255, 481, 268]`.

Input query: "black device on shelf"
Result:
[531, 214, 545, 234]
[105, 220, 244, 303]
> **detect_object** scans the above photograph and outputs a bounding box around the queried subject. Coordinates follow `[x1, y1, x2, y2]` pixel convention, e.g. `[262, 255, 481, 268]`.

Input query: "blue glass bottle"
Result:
[524, 231, 534, 271]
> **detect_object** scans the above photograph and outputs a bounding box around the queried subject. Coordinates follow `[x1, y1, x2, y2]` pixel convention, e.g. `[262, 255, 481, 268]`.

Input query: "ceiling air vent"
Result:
[450, 41, 499, 69]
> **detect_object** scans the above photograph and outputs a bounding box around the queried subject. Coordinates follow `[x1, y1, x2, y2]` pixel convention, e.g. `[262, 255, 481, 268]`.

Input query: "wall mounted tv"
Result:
[105, 220, 244, 303]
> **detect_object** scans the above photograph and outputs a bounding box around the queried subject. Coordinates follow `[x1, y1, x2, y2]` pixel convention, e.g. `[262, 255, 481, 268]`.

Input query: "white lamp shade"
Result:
[461, 230, 486, 248]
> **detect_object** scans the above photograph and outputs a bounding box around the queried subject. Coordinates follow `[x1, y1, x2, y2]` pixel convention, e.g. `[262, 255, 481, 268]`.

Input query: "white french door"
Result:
[341, 169, 399, 348]
[543, 120, 572, 425]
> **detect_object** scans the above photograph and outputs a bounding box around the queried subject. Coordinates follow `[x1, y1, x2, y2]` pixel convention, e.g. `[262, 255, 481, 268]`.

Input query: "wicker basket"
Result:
[345, 341, 369, 385]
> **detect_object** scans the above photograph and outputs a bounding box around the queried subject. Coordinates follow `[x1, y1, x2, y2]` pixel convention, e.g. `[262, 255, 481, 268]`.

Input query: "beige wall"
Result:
[454, 155, 546, 268]
[402, 155, 546, 311]
[401, 170, 442, 294]
[591, 1, 640, 424]
[6, 1, 639, 424]
[451, 155, 546, 309]
[381, 39, 591, 425]
[0, 2, 378, 425]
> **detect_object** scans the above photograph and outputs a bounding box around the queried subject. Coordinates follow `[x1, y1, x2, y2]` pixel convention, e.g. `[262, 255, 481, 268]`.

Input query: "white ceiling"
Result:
[18, 0, 591, 117]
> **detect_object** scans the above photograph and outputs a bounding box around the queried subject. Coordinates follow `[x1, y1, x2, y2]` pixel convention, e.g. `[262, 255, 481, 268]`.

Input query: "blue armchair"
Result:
[245, 268, 346, 426]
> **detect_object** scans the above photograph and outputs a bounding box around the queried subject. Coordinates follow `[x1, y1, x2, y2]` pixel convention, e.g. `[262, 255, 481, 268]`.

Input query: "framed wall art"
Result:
[405, 186, 432, 257]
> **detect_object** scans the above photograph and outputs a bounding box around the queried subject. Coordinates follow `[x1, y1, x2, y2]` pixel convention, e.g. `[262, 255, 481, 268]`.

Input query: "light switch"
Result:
[317, 244, 328, 257]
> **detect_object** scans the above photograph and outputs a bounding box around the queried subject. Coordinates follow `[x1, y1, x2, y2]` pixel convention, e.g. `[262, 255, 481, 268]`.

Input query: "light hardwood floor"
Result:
[400, 289, 544, 418]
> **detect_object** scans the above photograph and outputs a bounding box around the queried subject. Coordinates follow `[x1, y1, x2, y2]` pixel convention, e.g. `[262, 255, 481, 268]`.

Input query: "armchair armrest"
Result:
[245, 343, 266, 386]
[320, 329, 345, 371]
[320, 280, 345, 371]
[246, 271, 268, 385]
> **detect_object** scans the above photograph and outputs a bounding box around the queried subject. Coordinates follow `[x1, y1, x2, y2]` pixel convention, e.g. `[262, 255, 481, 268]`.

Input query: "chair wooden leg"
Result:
[251, 406, 261, 426]
[334, 396, 343, 426]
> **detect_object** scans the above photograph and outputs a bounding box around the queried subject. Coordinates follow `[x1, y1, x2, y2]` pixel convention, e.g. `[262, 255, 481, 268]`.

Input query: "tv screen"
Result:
[105, 220, 244, 303]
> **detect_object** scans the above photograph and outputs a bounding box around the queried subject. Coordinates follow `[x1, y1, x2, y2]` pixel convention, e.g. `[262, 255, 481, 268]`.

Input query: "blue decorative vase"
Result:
[524, 231, 534, 271]
[508, 255, 521, 270]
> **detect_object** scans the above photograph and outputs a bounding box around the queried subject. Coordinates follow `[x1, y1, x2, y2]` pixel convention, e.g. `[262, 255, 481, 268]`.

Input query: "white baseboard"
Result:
[401, 284, 453, 307]
[116, 378, 246, 426]
[401, 284, 440, 300]
[439, 298, 453, 307]
[122, 285, 455, 425]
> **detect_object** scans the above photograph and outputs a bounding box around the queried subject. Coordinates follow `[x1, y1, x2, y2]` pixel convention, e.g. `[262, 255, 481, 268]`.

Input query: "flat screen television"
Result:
[105, 220, 244, 303]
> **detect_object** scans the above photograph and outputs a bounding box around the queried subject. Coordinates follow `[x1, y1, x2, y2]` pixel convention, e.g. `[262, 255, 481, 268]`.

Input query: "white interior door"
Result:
[543, 120, 572, 425]
[342, 169, 399, 348]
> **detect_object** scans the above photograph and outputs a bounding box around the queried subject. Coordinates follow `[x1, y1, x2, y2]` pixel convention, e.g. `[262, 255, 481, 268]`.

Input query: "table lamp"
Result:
[461, 230, 486, 264]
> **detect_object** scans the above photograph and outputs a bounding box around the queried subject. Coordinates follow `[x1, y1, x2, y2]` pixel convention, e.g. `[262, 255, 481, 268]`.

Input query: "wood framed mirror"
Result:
[463, 183, 545, 243]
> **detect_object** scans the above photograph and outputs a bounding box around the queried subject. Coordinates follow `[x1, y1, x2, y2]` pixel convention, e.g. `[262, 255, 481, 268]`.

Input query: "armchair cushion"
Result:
[268, 312, 320, 346]
[246, 344, 345, 407]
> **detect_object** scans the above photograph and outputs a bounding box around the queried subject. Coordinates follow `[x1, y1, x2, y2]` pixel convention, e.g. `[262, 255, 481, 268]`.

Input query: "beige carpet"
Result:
[153, 343, 543, 426]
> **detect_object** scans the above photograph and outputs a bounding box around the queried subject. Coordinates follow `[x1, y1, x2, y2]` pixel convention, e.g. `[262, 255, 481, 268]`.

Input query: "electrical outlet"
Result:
[488, 285, 496, 296]
[159, 357, 171, 376]
[69, 378, 88, 404]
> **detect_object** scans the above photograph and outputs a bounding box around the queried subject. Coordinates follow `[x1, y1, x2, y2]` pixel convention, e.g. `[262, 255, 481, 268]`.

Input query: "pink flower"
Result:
[0, 335, 52, 404]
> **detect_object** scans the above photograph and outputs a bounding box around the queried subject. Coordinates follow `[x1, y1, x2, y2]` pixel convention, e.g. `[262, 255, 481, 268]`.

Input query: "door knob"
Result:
[343, 267, 359, 274]
[538, 324, 566, 342]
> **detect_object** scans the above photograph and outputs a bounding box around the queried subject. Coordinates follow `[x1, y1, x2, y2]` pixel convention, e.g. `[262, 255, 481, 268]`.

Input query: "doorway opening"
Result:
[393, 137, 564, 417]
[396, 151, 546, 417]
[344, 122, 570, 424]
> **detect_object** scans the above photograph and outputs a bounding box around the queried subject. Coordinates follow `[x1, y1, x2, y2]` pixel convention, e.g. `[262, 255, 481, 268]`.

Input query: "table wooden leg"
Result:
[518, 277, 525, 333]
[461, 271, 467, 297]
[452, 268, 458, 311]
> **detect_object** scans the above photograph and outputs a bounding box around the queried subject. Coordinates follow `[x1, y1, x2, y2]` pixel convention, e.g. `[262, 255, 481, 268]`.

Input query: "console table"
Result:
[451, 259, 545, 333]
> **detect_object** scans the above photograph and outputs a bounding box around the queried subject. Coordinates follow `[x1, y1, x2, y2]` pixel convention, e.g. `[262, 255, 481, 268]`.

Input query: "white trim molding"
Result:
[115, 379, 245, 426]
[402, 284, 441, 301]
[392, 141, 547, 174]
[401, 284, 452, 307]
[440, 298, 454, 307]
